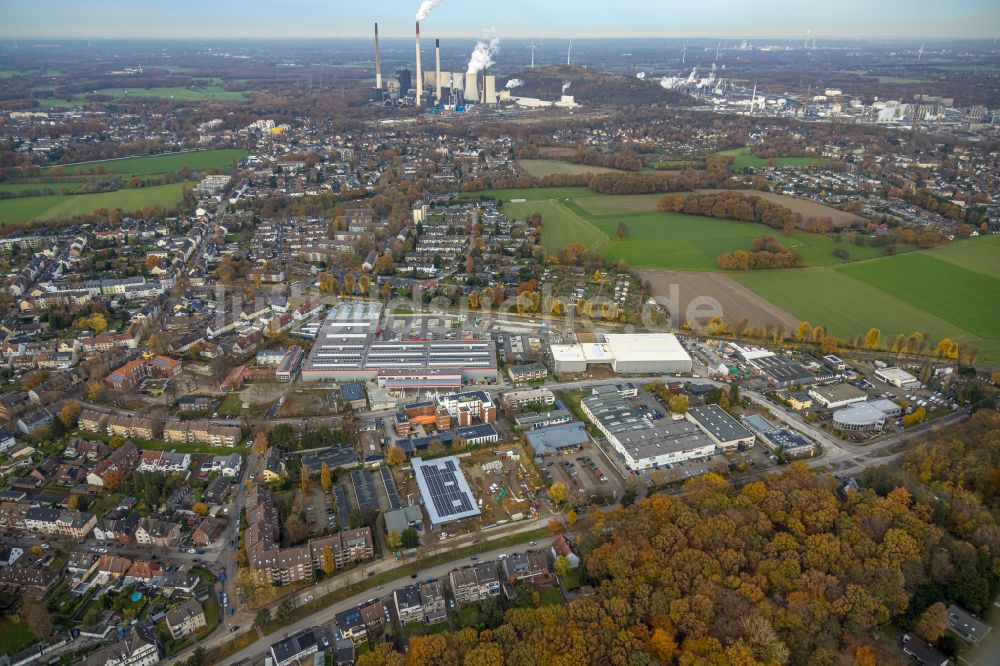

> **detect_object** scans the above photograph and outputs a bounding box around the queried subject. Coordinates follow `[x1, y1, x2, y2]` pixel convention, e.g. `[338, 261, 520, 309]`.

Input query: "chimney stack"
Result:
[435, 39, 442, 106]
[374, 22, 382, 89]
[415, 22, 423, 107]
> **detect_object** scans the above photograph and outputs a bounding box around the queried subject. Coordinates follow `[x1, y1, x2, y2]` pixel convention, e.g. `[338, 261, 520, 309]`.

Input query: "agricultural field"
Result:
[517, 159, 624, 177]
[35, 85, 250, 107]
[0, 181, 86, 195]
[924, 234, 1000, 279]
[839, 252, 1000, 339]
[731, 268, 1000, 362]
[485, 188, 903, 269]
[41, 148, 248, 177]
[0, 181, 194, 227]
[715, 147, 831, 170]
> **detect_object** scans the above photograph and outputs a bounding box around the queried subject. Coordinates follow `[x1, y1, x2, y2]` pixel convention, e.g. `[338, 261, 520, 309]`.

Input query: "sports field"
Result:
[518, 159, 624, 177]
[715, 148, 830, 170]
[0, 181, 194, 226]
[42, 148, 248, 177]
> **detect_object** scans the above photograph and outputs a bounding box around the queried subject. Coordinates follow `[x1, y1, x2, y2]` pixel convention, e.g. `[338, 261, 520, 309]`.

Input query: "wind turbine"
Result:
[528, 40, 536, 68]
[715, 42, 721, 61]
[567, 40, 572, 66]
[917, 43, 925, 63]
[681, 42, 687, 65]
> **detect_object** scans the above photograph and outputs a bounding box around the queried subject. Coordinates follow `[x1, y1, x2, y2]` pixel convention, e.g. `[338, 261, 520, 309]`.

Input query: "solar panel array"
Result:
[419, 459, 474, 518]
[381, 466, 401, 511]
[334, 484, 351, 528]
[351, 469, 380, 512]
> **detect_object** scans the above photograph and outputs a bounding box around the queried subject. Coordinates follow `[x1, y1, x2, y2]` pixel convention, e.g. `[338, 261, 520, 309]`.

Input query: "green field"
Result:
[0, 182, 86, 195]
[491, 188, 902, 270]
[42, 148, 248, 177]
[924, 234, 1000, 279]
[0, 181, 194, 226]
[518, 159, 624, 177]
[0, 616, 37, 655]
[732, 268, 1000, 361]
[34, 85, 250, 107]
[839, 253, 1000, 338]
[504, 198, 609, 254]
[716, 148, 830, 171]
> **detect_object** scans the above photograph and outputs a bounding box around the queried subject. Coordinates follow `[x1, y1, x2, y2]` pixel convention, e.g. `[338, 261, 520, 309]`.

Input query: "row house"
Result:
[81, 321, 143, 352]
[78, 409, 110, 433]
[449, 560, 502, 606]
[0, 564, 58, 592]
[163, 420, 241, 447]
[106, 415, 162, 440]
[135, 517, 181, 547]
[23, 506, 96, 539]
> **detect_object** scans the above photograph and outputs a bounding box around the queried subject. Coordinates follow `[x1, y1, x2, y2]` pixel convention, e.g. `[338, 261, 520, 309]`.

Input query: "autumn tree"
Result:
[796, 321, 811, 341]
[914, 602, 948, 642]
[58, 400, 82, 429]
[192, 502, 208, 516]
[322, 545, 335, 575]
[566, 509, 577, 527]
[668, 394, 689, 414]
[554, 555, 571, 577]
[385, 444, 407, 466]
[864, 328, 881, 350]
[320, 463, 332, 492]
[549, 482, 568, 506]
[300, 463, 311, 492]
[252, 431, 268, 455]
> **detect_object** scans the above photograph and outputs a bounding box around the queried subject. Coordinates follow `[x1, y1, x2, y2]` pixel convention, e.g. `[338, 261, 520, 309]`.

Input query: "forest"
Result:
[358, 410, 1000, 666]
[657, 191, 801, 232]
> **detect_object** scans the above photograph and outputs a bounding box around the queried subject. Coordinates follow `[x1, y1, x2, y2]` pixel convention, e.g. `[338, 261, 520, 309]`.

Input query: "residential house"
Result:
[502, 551, 556, 594]
[165, 599, 207, 640]
[269, 628, 326, 666]
[78, 409, 109, 433]
[192, 516, 226, 546]
[136, 450, 191, 474]
[0, 564, 58, 592]
[135, 517, 181, 547]
[79, 624, 161, 666]
[551, 535, 581, 569]
[87, 443, 141, 487]
[419, 579, 447, 623]
[394, 585, 423, 624]
[947, 604, 992, 644]
[901, 633, 950, 666]
[16, 407, 53, 435]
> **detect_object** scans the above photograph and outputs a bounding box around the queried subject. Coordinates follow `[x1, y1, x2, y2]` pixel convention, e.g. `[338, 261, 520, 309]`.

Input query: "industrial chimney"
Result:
[435, 39, 442, 106]
[415, 22, 423, 107]
[374, 22, 382, 89]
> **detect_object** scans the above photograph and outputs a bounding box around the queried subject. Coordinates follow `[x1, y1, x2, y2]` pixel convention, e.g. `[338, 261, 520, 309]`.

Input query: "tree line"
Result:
[657, 191, 799, 231]
[717, 235, 804, 270]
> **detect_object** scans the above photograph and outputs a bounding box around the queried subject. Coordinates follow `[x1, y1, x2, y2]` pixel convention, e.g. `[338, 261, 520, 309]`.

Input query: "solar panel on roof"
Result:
[351, 469, 380, 512]
[381, 466, 401, 511]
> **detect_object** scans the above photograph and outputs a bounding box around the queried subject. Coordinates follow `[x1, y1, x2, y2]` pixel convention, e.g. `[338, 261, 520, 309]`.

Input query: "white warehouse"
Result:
[551, 333, 692, 375]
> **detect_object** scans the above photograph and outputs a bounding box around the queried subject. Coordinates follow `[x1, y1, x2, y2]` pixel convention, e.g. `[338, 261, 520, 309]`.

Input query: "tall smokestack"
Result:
[435, 39, 442, 105]
[415, 22, 423, 107]
[374, 23, 382, 89]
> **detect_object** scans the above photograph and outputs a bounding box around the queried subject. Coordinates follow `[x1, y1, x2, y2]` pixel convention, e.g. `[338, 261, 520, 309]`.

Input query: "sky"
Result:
[3, 0, 999, 39]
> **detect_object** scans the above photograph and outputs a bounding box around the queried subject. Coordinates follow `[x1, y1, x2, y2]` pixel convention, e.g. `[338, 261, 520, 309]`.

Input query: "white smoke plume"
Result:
[505, 78, 524, 89]
[659, 76, 683, 89]
[636, 72, 646, 79]
[562, 80, 571, 93]
[416, 0, 443, 21]
[686, 67, 698, 84]
[467, 28, 500, 75]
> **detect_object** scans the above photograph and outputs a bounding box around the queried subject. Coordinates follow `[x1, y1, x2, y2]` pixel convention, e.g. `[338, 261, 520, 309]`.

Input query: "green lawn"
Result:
[731, 267, 1000, 361]
[518, 159, 624, 177]
[455, 605, 484, 629]
[715, 148, 830, 171]
[572, 193, 666, 215]
[0, 182, 194, 226]
[43, 148, 248, 177]
[924, 234, 1000, 279]
[91, 85, 250, 101]
[838, 253, 1000, 339]
[0, 615, 38, 655]
[471, 187, 601, 203]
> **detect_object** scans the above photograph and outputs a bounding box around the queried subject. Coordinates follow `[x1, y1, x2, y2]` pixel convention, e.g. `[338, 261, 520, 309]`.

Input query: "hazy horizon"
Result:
[3, 0, 999, 40]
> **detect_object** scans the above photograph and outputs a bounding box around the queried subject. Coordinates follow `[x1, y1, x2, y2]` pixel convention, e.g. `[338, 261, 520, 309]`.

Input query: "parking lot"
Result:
[539, 442, 623, 506]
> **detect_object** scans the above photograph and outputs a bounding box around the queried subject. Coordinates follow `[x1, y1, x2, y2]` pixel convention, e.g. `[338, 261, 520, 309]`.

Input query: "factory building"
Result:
[874, 367, 922, 389]
[301, 302, 497, 384]
[551, 334, 692, 375]
[580, 389, 713, 470]
[808, 383, 869, 409]
[685, 404, 755, 452]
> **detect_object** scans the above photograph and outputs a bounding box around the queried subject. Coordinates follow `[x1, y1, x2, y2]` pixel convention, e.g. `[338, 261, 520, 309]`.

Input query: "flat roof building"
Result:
[301, 302, 497, 384]
[808, 383, 868, 409]
[580, 389, 713, 470]
[747, 354, 815, 387]
[412, 456, 481, 528]
[875, 367, 921, 389]
[551, 333, 691, 375]
[832, 403, 888, 432]
[525, 422, 590, 456]
[686, 404, 755, 451]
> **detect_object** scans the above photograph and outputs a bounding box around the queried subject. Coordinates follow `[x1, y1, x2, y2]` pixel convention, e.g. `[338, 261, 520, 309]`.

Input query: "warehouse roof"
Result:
[412, 456, 481, 526]
[832, 403, 887, 427]
[603, 334, 691, 364]
[687, 404, 753, 444]
[809, 383, 868, 404]
[525, 422, 590, 455]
